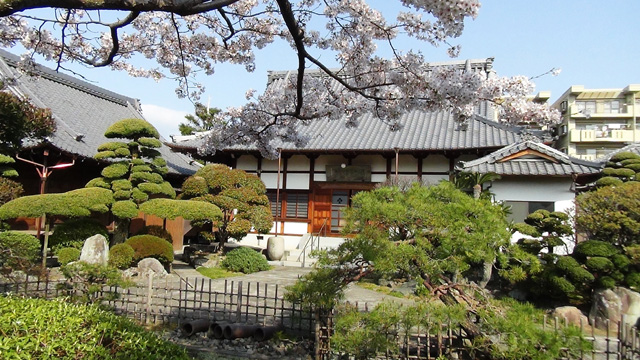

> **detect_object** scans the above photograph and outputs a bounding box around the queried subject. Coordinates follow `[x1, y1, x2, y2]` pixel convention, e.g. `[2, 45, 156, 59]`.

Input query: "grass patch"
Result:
[196, 266, 243, 279]
[357, 282, 406, 298]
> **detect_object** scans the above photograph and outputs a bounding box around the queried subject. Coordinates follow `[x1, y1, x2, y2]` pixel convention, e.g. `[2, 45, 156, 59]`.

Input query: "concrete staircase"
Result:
[268, 234, 344, 268]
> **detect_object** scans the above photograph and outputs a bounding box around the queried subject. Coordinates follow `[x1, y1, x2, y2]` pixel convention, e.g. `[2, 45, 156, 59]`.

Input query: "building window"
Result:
[286, 192, 309, 219]
[504, 201, 554, 223]
[603, 100, 620, 114]
[575, 101, 596, 115]
[267, 192, 282, 218]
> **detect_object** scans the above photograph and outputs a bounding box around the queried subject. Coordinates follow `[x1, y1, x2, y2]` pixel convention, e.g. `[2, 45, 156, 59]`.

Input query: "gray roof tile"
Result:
[458, 140, 601, 176]
[0, 49, 199, 175]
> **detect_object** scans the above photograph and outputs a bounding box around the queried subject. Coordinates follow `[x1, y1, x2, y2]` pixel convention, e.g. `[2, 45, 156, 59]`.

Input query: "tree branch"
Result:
[0, 0, 240, 17]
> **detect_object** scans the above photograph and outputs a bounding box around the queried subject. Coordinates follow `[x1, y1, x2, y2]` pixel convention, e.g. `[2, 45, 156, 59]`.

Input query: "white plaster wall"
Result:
[314, 173, 327, 182]
[283, 222, 308, 235]
[491, 177, 574, 203]
[287, 155, 310, 171]
[262, 159, 280, 171]
[315, 155, 346, 170]
[421, 174, 449, 185]
[352, 155, 386, 172]
[371, 174, 388, 183]
[395, 155, 418, 172]
[286, 173, 310, 190]
[236, 155, 258, 171]
[423, 155, 450, 172]
[261, 173, 282, 189]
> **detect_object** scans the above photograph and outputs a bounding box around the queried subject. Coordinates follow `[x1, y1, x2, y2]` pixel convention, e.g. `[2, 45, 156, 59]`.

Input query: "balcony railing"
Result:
[569, 129, 636, 142]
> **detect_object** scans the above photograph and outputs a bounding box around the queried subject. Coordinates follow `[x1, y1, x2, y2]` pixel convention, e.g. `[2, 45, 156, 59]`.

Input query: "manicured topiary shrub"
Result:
[573, 240, 619, 260]
[603, 168, 636, 179]
[56, 247, 81, 266]
[0, 231, 40, 268]
[610, 152, 640, 162]
[108, 243, 135, 269]
[222, 246, 270, 274]
[626, 272, 640, 291]
[585, 257, 614, 273]
[596, 176, 623, 187]
[49, 218, 109, 251]
[125, 235, 174, 265]
[0, 296, 191, 360]
[136, 225, 172, 243]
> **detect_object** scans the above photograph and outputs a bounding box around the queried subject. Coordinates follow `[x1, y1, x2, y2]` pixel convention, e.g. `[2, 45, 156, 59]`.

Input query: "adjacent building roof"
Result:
[457, 140, 602, 176]
[0, 49, 199, 176]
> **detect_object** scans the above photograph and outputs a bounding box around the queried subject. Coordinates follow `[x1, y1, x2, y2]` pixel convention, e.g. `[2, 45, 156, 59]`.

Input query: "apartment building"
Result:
[552, 84, 640, 160]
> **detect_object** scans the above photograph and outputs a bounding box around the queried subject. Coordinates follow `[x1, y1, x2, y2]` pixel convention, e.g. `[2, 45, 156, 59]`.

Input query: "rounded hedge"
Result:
[104, 118, 160, 140]
[56, 247, 81, 266]
[596, 176, 624, 187]
[0, 296, 191, 360]
[574, 240, 619, 259]
[603, 167, 636, 179]
[585, 256, 614, 273]
[125, 235, 174, 265]
[0, 231, 40, 268]
[610, 152, 640, 162]
[108, 243, 135, 269]
[626, 272, 640, 290]
[49, 218, 109, 250]
[136, 225, 172, 243]
[222, 246, 270, 274]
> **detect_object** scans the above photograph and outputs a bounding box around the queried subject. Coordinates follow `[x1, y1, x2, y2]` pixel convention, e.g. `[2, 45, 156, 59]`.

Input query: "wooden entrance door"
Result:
[312, 190, 331, 235]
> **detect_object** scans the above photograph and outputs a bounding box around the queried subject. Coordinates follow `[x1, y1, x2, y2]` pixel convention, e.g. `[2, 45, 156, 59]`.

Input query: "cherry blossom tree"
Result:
[0, 0, 560, 157]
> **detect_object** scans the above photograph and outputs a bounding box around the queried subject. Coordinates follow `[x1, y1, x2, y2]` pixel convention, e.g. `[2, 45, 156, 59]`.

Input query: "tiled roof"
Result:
[458, 140, 601, 176]
[0, 49, 199, 175]
[169, 111, 525, 153]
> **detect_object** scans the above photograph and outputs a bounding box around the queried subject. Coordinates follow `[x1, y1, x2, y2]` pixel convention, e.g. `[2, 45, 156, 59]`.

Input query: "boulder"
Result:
[590, 288, 623, 330]
[138, 258, 168, 278]
[614, 287, 640, 329]
[79, 234, 109, 265]
[552, 306, 588, 327]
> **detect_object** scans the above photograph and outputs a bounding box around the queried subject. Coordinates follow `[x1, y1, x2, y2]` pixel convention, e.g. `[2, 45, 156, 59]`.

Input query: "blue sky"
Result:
[8, 1, 640, 138]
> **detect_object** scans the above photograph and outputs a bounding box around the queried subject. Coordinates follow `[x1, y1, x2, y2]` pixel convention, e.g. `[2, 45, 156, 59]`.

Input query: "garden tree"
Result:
[596, 151, 640, 187]
[453, 171, 501, 199]
[0, 188, 114, 267]
[85, 118, 176, 244]
[178, 164, 272, 248]
[512, 209, 574, 255]
[0, 86, 54, 211]
[179, 103, 222, 136]
[575, 182, 640, 247]
[0, 155, 22, 208]
[287, 182, 535, 309]
[0, 84, 55, 153]
[0, 1, 561, 158]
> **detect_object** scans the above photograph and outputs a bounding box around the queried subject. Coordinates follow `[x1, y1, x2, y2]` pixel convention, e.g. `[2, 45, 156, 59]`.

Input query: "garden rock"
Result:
[395, 280, 417, 296]
[590, 289, 623, 330]
[614, 287, 640, 328]
[138, 258, 168, 278]
[79, 234, 109, 265]
[590, 287, 640, 330]
[122, 268, 139, 278]
[552, 306, 588, 327]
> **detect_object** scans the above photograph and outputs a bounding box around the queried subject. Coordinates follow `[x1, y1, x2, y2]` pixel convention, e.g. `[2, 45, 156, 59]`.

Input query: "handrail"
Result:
[298, 218, 328, 266]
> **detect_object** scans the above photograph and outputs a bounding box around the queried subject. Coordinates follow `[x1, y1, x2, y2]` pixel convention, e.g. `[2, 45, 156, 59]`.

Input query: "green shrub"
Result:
[136, 225, 172, 243]
[585, 257, 614, 273]
[60, 262, 129, 303]
[222, 246, 270, 274]
[125, 235, 174, 265]
[610, 152, 640, 162]
[56, 247, 81, 266]
[104, 118, 160, 139]
[596, 176, 623, 187]
[0, 231, 40, 268]
[574, 240, 619, 259]
[624, 164, 640, 172]
[597, 276, 616, 289]
[109, 243, 135, 269]
[0, 177, 23, 205]
[611, 254, 631, 271]
[626, 272, 640, 291]
[0, 296, 190, 360]
[49, 218, 108, 250]
[603, 167, 636, 178]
